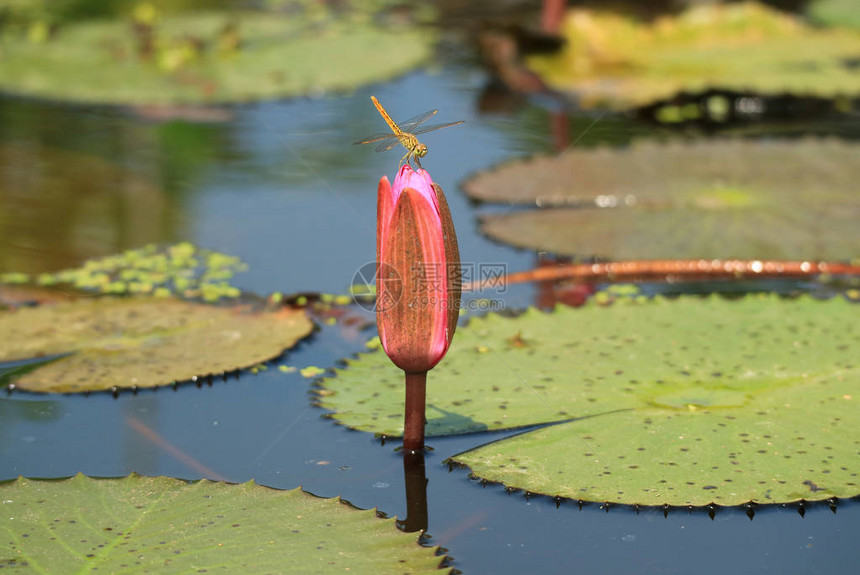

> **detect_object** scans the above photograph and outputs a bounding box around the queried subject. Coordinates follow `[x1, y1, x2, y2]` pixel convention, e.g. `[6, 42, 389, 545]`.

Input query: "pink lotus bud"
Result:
[376, 165, 461, 374]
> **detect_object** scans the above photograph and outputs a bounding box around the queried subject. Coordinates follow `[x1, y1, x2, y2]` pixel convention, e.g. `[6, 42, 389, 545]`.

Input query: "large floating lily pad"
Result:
[0, 474, 448, 574]
[0, 10, 433, 105]
[466, 139, 860, 261]
[319, 296, 860, 505]
[455, 388, 857, 507]
[525, 2, 860, 109]
[0, 297, 312, 393]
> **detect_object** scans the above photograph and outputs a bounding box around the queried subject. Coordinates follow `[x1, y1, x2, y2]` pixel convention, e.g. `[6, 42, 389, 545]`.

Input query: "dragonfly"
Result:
[353, 96, 464, 169]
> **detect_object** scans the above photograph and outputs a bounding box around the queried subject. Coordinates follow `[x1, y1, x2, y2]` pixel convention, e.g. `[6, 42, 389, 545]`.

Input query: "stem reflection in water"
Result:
[397, 450, 428, 534]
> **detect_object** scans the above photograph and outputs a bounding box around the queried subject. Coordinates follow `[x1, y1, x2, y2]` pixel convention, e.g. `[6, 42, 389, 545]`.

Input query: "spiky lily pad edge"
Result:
[3, 340, 315, 398]
[442, 455, 857, 517]
[2, 302, 318, 398]
[0, 472, 453, 573]
[0, 471, 378, 514]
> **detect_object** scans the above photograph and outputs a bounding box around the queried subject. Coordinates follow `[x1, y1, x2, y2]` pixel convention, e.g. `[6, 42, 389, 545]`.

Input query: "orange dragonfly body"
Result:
[354, 96, 464, 169]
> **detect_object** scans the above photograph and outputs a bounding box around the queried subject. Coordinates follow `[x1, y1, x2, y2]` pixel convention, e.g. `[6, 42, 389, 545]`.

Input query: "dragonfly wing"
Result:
[413, 120, 465, 135]
[397, 109, 438, 132]
[354, 132, 397, 146]
[375, 139, 403, 152]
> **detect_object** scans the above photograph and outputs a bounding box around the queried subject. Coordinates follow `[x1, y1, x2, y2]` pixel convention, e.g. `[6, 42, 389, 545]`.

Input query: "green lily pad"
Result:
[465, 139, 860, 261]
[525, 2, 860, 109]
[808, 0, 860, 30]
[0, 474, 448, 574]
[0, 297, 313, 393]
[319, 295, 860, 505]
[454, 385, 857, 507]
[0, 9, 433, 105]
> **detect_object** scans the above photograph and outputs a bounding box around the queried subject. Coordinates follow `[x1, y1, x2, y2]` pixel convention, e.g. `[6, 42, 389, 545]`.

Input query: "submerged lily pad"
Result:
[0, 297, 312, 393]
[526, 2, 860, 109]
[0, 474, 448, 574]
[319, 295, 860, 505]
[0, 10, 433, 105]
[466, 139, 860, 261]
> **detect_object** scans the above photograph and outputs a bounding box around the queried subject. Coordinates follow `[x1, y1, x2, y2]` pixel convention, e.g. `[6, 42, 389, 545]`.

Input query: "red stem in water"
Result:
[464, 259, 860, 291]
[403, 371, 428, 453]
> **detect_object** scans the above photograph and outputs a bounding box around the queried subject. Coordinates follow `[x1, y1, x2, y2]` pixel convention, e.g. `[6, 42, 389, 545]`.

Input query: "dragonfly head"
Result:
[414, 143, 428, 157]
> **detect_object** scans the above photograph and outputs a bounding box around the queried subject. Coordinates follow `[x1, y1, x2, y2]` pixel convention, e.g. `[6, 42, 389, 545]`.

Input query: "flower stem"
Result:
[403, 370, 428, 453]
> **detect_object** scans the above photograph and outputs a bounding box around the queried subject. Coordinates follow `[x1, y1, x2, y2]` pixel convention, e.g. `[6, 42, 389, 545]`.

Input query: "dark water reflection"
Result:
[1, 62, 860, 573]
[0, 98, 234, 274]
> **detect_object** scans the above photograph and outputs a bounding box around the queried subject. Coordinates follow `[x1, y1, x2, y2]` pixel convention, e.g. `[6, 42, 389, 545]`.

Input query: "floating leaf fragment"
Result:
[301, 366, 327, 378]
[2, 242, 248, 301]
[0, 273, 28, 284]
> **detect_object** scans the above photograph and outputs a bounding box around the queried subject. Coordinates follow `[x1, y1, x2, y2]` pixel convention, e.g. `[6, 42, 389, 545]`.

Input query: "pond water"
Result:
[2, 56, 860, 573]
